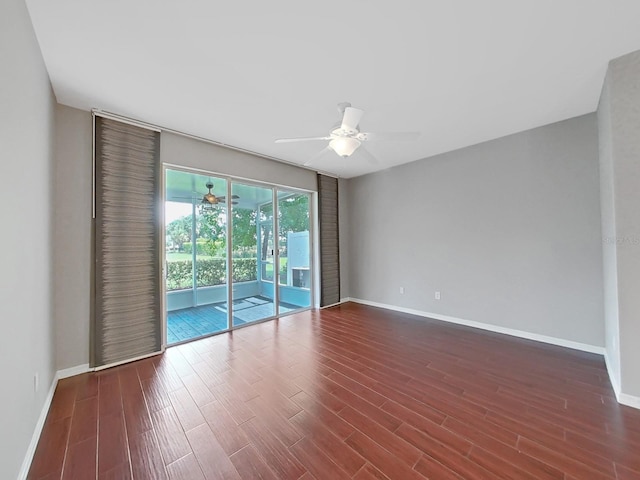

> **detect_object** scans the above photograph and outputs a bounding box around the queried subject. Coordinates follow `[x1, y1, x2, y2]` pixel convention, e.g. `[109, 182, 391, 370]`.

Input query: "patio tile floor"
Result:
[167, 296, 297, 344]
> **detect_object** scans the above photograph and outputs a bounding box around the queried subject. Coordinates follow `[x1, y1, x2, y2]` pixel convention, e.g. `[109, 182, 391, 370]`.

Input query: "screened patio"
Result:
[165, 168, 312, 344]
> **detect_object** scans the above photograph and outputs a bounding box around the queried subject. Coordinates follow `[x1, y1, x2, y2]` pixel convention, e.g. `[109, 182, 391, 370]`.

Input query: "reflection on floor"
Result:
[167, 296, 297, 344]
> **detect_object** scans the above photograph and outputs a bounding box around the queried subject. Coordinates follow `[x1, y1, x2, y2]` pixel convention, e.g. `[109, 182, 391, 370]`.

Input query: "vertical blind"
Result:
[91, 116, 162, 368]
[317, 174, 341, 307]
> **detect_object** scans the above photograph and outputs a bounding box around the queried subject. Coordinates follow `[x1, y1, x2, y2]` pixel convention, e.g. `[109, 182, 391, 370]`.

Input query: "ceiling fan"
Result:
[174, 181, 239, 206]
[275, 102, 420, 165]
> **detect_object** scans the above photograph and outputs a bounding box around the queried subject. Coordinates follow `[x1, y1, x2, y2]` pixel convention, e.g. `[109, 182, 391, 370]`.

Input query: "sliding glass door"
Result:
[277, 190, 312, 313]
[230, 182, 275, 327]
[164, 167, 313, 345]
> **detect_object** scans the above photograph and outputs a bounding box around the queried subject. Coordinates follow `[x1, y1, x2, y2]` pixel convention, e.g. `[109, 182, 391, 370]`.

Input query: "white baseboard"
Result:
[320, 300, 346, 309]
[604, 351, 640, 409]
[17, 363, 91, 480]
[348, 297, 605, 355]
[17, 375, 58, 480]
[618, 392, 640, 409]
[57, 363, 90, 379]
[94, 351, 163, 372]
[604, 350, 621, 398]
[314, 298, 352, 309]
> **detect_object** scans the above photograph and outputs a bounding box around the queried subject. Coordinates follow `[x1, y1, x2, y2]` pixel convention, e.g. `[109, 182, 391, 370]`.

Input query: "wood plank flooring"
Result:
[28, 302, 640, 479]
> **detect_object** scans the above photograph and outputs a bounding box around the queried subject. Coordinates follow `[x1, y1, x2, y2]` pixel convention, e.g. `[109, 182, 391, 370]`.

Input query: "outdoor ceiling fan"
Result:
[275, 102, 420, 165]
[175, 181, 239, 206]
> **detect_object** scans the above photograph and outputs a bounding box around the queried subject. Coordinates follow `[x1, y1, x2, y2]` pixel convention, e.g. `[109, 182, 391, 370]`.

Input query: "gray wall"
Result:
[597, 69, 621, 387]
[161, 132, 317, 192]
[0, 0, 57, 478]
[347, 114, 605, 347]
[598, 50, 640, 399]
[54, 106, 92, 370]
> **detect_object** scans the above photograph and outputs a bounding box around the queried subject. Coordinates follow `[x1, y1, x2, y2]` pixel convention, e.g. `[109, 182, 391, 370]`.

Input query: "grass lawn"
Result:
[167, 252, 214, 262]
[264, 258, 288, 271]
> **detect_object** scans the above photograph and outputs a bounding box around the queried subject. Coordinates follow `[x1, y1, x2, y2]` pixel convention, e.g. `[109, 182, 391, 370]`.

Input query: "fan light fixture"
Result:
[329, 137, 361, 157]
[202, 182, 218, 205]
[275, 102, 420, 165]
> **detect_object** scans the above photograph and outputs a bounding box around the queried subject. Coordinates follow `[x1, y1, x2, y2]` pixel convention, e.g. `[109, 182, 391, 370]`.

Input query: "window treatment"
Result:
[91, 115, 162, 368]
[317, 174, 340, 307]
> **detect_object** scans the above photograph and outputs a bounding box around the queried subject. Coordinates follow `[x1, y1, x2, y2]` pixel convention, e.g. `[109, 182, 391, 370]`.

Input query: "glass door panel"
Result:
[195, 179, 228, 333]
[165, 169, 228, 344]
[230, 182, 275, 326]
[277, 190, 312, 313]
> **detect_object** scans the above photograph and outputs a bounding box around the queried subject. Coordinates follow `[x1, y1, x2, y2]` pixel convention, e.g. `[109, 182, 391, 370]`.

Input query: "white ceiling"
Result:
[26, 0, 640, 178]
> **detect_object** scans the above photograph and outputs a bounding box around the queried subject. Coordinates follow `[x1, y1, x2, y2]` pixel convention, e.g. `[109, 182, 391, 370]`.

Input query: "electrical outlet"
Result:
[435, 291, 441, 300]
[399, 287, 405, 294]
[34, 373, 39, 393]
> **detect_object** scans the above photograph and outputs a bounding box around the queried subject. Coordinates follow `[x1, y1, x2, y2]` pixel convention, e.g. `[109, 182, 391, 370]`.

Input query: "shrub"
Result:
[167, 258, 257, 291]
[166, 260, 193, 290]
[233, 258, 258, 283]
[196, 258, 226, 287]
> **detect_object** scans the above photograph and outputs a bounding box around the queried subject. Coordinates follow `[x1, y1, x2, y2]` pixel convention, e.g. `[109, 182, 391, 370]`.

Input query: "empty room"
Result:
[3, 0, 640, 479]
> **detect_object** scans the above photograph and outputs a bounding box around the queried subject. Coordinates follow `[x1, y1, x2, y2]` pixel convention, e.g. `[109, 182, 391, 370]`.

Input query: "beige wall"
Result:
[0, 0, 57, 478]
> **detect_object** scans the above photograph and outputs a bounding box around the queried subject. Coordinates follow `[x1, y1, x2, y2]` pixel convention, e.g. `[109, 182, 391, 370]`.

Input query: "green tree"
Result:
[232, 207, 257, 253]
[278, 194, 309, 233]
[198, 205, 258, 256]
[198, 208, 226, 244]
[167, 195, 308, 258]
[166, 215, 191, 251]
[277, 194, 309, 257]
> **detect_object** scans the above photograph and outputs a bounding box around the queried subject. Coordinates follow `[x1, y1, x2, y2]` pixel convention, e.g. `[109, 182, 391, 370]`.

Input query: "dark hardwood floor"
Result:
[28, 302, 640, 479]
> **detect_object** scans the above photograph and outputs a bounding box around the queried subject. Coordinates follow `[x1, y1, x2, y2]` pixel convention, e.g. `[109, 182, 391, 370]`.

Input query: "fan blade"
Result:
[304, 146, 332, 167]
[217, 194, 240, 203]
[275, 136, 331, 143]
[341, 107, 364, 132]
[357, 146, 380, 165]
[358, 131, 420, 142]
